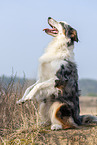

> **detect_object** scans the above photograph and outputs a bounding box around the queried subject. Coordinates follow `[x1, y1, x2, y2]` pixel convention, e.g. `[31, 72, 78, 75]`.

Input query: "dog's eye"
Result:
[69, 27, 73, 34]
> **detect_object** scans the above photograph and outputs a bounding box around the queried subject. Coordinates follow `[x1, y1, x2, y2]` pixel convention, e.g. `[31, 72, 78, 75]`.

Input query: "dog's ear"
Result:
[70, 29, 79, 42]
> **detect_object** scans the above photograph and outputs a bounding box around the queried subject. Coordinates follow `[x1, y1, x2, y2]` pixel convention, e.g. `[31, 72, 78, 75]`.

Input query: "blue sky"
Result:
[0, 0, 97, 80]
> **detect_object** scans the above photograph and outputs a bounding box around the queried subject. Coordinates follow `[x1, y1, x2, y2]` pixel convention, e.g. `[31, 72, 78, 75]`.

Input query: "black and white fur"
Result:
[17, 17, 97, 130]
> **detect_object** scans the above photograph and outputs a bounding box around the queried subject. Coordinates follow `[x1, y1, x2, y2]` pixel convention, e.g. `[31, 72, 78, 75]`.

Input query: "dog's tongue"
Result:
[43, 28, 51, 32]
[43, 28, 58, 34]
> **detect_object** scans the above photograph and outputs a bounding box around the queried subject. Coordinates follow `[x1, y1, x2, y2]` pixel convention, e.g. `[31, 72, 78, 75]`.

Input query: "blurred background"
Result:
[0, 0, 97, 96]
[0, 0, 97, 79]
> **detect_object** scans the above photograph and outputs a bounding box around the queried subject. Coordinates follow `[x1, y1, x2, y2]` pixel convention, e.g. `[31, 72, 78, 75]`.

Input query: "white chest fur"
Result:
[38, 35, 75, 82]
[38, 59, 68, 81]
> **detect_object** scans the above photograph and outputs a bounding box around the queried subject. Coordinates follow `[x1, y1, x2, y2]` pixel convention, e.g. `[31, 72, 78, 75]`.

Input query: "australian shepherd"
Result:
[17, 17, 97, 130]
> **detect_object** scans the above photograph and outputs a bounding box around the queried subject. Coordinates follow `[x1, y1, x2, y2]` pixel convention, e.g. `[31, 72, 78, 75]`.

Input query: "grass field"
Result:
[0, 79, 97, 145]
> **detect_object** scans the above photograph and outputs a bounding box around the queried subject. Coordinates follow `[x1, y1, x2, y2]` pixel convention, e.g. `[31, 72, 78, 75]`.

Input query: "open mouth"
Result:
[43, 18, 59, 36]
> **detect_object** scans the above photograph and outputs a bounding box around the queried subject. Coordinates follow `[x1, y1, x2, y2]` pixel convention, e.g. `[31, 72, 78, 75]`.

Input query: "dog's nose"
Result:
[48, 17, 52, 20]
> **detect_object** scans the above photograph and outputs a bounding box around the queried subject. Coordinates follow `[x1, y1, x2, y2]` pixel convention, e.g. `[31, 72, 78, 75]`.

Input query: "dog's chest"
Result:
[39, 59, 67, 81]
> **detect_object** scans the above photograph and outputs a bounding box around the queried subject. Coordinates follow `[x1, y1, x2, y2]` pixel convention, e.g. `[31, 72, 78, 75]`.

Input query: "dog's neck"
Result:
[45, 35, 75, 62]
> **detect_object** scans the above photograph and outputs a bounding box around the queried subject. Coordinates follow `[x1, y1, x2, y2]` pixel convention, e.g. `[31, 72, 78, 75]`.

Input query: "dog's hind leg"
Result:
[39, 102, 51, 127]
[16, 80, 40, 104]
[49, 102, 63, 130]
[49, 102, 78, 130]
[80, 115, 97, 125]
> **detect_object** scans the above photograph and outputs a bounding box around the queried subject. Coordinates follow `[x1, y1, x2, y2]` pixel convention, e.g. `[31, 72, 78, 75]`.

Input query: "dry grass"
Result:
[0, 76, 97, 145]
[0, 76, 42, 144]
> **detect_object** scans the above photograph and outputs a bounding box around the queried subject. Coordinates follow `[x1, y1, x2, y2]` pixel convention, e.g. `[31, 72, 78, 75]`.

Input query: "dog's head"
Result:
[43, 17, 78, 46]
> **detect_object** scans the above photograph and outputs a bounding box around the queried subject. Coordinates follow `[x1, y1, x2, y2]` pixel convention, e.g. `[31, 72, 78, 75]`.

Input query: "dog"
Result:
[17, 17, 97, 130]
[17, 17, 78, 103]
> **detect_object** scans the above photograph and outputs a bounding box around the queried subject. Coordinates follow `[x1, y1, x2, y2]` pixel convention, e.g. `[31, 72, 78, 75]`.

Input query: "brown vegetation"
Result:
[0, 77, 97, 144]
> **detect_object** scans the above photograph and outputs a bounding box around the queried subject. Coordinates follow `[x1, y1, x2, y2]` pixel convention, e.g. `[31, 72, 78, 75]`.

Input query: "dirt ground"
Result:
[35, 126, 97, 145]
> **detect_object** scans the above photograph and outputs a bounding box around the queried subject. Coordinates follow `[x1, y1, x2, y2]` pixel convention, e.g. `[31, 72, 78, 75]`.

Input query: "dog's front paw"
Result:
[16, 99, 24, 104]
[51, 124, 62, 130]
